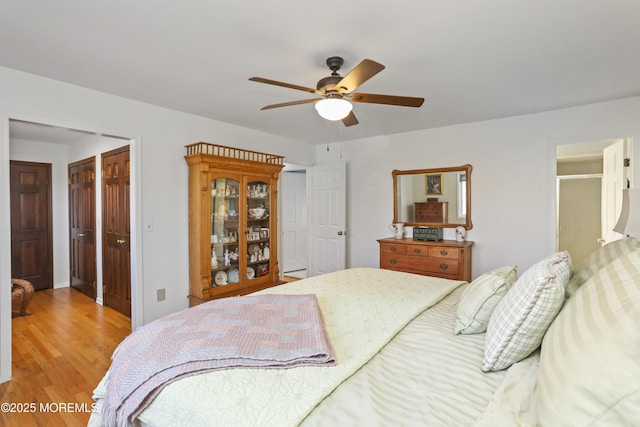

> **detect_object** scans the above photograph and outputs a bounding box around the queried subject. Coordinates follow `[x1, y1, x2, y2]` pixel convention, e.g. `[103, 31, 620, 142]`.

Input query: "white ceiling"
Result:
[2, 0, 640, 145]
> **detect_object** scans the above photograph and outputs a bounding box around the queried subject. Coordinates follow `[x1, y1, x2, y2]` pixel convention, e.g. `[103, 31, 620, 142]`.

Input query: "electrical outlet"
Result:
[156, 288, 166, 302]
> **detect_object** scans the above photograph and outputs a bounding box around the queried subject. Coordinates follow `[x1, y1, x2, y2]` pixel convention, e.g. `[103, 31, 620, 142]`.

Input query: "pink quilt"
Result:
[102, 293, 335, 426]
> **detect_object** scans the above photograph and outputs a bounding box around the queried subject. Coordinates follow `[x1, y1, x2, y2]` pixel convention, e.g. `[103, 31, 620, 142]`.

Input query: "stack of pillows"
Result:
[454, 237, 640, 426]
[454, 251, 571, 371]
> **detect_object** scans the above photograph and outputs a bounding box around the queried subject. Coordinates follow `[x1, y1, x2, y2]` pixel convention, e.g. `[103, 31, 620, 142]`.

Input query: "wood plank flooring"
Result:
[0, 287, 130, 427]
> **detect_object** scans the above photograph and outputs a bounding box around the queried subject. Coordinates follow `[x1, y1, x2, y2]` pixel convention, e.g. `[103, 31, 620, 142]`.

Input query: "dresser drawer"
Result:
[380, 253, 459, 277]
[429, 247, 459, 259]
[406, 245, 429, 257]
[423, 257, 459, 277]
[380, 242, 407, 255]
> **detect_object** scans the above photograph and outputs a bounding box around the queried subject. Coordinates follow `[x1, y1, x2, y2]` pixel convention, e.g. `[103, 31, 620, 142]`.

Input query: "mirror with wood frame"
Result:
[392, 164, 472, 229]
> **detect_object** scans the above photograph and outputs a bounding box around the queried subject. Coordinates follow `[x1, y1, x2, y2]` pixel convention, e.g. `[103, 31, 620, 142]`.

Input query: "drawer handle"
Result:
[440, 250, 448, 256]
[390, 258, 397, 265]
[390, 247, 397, 252]
[414, 248, 421, 254]
[439, 263, 449, 270]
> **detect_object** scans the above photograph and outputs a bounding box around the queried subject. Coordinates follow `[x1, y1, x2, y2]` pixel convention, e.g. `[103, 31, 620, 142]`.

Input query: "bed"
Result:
[90, 237, 640, 427]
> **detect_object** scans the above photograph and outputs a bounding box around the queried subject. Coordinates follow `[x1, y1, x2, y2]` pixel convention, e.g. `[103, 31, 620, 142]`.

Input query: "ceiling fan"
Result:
[249, 56, 424, 127]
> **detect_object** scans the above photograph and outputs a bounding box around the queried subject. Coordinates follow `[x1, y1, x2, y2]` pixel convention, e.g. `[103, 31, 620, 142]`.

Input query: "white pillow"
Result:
[482, 251, 571, 372]
[537, 250, 640, 426]
[566, 236, 640, 298]
[453, 265, 517, 335]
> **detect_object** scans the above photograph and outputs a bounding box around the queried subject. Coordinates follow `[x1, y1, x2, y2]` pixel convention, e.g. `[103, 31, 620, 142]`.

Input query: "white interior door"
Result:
[602, 140, 626, 244]
[281, 170, 307, 273]
[308, 161, 346, 276]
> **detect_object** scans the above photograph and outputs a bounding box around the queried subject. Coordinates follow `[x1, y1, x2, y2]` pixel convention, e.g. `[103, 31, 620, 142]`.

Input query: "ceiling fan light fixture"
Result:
[315, 98, 352, 121]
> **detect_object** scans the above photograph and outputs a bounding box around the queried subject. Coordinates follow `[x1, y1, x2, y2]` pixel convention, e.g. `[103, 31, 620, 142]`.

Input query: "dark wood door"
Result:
[69, 157, 97, 298]
[102, 146, 131, 317]
[10, 161, 53, 290]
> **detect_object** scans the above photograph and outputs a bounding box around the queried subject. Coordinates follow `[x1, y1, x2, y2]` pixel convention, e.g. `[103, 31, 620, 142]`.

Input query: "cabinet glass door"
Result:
[246, 180, 271, 280]
[210, 178, 241, 288]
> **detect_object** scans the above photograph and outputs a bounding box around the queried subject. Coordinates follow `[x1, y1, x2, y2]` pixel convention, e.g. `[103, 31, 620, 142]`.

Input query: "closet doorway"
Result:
[101, 145, 131, 317]
[69, 157, 97, 299]
[9, 160, 53, 290]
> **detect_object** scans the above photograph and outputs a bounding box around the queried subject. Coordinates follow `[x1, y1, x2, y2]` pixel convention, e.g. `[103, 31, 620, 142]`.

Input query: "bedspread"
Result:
[91, 268, 463, 427]
[103, 294, 335, 426]
[301, 284, 512, 426]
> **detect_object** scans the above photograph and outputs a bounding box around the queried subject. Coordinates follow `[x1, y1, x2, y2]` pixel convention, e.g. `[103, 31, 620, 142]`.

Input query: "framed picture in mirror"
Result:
[425, 174, 443, 195]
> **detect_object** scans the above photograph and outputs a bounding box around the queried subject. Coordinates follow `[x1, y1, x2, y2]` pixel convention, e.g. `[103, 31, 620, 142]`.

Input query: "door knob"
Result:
[78, 233, 86, 237]
[117, 239, 126, 244]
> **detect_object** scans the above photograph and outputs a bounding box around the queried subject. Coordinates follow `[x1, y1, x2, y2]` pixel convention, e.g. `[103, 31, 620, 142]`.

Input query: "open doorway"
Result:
[6, 119, 137, 378]
[1, 116, 142, 384]
[281, 167, 308, 280]
[556, 138, 629, 267]
[9, 120, 132, 306]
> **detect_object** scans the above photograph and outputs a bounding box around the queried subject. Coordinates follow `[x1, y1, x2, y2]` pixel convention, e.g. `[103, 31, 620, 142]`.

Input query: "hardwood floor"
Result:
[0, 287, 130, 427]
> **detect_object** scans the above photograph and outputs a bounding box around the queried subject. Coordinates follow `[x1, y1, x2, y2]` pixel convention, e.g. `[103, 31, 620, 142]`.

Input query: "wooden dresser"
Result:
[414, 202, 448, 223]
[378, 238, 474, 282]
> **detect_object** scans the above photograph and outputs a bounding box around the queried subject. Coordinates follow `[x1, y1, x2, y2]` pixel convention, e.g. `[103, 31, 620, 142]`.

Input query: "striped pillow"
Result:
[454, 265, 517, 335]
[566, 236, 640, 298]
[482, 251, 571, 372]
[537, 250, 640, 426]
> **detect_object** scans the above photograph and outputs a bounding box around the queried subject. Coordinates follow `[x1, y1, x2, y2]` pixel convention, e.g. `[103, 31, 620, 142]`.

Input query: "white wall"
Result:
[317, 96, 640, 278]
[0, 66, 315, 383]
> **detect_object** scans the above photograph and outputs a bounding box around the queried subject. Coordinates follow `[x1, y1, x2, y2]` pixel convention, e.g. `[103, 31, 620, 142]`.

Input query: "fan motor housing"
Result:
[316, 75, 342, 92]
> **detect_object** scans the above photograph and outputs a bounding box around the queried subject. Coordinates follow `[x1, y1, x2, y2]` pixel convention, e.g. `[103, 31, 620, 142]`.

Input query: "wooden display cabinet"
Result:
[185, 142, 284, 306]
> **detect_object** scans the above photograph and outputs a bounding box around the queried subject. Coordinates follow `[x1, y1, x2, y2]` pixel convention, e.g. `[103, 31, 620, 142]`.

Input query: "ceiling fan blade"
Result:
[342, 111, 359, 127]
[335, 59, 385, 94]
[249, 77, 318, 94]
[259, 98, 319, 110]
[350, 92, 424, 107]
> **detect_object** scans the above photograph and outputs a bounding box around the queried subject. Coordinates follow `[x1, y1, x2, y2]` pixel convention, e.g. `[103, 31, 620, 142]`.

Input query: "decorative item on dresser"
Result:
[185, 142, 285, 306]
[378, 237, 473, 282]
